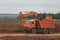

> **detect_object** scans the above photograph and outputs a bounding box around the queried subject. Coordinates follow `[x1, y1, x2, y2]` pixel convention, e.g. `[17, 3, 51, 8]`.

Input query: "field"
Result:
[0, 19, 60, 40]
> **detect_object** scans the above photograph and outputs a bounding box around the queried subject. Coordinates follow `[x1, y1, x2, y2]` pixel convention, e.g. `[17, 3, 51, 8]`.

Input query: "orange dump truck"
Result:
[19, 11, 56, 33]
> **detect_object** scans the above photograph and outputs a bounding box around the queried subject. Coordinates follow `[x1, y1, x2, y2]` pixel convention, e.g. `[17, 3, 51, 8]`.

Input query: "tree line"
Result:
[47, 13, 60, 19]
[18, 12, 60, 19]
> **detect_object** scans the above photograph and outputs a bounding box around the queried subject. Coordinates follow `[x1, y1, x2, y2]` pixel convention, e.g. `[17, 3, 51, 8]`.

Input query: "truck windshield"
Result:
[23, 15, 36, 20]
[23, 21, 34, 24]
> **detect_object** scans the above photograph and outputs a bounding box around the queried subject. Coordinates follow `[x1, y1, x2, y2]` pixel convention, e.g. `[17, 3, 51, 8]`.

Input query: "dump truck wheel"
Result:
[48, 29, 55, 34]
[43, 29, 49, 34]
[32, 29, 37, 34]
[23, 28, 27, 33]
[43, 28, 54, 34]
[23, 28, 31, 33]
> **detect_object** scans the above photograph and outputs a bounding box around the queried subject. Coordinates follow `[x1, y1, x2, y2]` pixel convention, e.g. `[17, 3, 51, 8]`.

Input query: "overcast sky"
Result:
[0, 0, 60, 14]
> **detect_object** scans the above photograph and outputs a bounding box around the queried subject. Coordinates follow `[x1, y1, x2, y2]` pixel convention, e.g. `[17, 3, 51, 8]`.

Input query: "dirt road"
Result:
[0, 33, 60, 40]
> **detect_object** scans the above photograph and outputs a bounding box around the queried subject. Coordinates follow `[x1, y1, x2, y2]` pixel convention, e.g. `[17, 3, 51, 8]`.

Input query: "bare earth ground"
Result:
[0, 19, 60, 40]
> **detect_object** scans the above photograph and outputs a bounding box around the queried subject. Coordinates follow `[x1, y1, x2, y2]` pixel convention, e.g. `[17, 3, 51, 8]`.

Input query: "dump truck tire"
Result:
[43, 29, 49, 34]
[48, 28, 55, 34]
[43, 28, 54, 34]
[23, 28, 26, 33]
[32, 29, 37, 34]
[23, 28, 31, 33]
